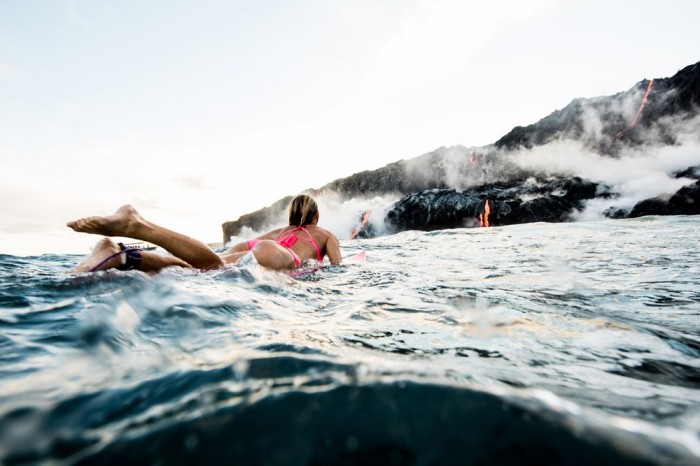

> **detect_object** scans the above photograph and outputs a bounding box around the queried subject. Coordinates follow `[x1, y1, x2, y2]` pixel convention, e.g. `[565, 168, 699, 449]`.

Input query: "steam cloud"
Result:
[225, 77, 700, 244]
[394, 85, 700, 223]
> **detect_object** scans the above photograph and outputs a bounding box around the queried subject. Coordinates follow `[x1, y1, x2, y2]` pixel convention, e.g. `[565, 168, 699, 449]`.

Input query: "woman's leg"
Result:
[67, 205, 223, 270]
[219, 251, 250, 264]
[70, 237, 190, 273]
[219, 240, 254, 264]
[222, 241, 250, 255]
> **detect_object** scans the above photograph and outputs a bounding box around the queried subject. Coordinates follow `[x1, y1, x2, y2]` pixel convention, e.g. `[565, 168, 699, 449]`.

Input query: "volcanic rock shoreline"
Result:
[223, 61, 700, 243]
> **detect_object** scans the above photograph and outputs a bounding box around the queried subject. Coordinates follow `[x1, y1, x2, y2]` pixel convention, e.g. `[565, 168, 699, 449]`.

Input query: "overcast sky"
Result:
[1, 0, 698, 256]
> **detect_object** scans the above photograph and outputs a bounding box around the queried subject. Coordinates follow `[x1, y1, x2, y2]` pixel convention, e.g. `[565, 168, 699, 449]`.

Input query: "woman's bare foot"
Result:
[67, 205, 144, 238]
[70, 237, 121, 273]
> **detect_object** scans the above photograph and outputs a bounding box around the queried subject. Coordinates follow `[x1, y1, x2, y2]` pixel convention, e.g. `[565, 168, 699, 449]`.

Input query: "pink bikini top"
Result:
[276, 226, 323, 261]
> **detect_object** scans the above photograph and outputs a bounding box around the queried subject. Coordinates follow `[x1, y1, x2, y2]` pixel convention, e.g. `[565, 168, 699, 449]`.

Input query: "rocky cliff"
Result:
[222, 61, 700, 243]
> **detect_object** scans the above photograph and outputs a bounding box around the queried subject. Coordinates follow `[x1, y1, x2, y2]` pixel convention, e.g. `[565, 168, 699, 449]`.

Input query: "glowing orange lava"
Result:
[479, 200, 490, 227]
[615, 79, 654, 138]
[350, 209, 371, 239]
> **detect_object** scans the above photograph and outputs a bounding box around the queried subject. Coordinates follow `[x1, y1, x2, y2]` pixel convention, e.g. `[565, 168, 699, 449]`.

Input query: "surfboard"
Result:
[342, 250, 367, 264]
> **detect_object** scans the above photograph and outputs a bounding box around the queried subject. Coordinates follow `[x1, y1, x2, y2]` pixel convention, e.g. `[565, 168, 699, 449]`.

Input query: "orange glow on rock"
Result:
[350, 209, 371, 239]
[479, 200, 490, 227]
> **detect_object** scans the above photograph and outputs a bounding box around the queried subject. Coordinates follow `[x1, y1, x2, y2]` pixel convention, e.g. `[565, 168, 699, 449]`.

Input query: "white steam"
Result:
[397, 89, 700, 223]
[508, 113, 700, 219]
[226, 92, 700, 245]
[316, 192, 398, 240]
[224, 192, 400, 248]
[403, 145, 503, 191]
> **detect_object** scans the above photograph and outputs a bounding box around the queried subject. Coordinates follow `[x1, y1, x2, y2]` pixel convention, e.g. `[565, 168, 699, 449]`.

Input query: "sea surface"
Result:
[1, 216, 699, 465]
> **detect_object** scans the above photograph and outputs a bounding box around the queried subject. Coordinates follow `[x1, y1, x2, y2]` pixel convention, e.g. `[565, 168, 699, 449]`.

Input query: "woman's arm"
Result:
[325, 233, 342, 264]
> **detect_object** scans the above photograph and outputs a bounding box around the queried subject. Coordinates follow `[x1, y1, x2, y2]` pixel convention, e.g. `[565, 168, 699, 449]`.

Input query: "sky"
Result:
[1, 0, 698, 256]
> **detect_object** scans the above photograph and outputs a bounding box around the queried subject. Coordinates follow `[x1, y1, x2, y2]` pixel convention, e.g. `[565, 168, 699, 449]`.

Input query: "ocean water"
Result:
[1, 216, 699, 466]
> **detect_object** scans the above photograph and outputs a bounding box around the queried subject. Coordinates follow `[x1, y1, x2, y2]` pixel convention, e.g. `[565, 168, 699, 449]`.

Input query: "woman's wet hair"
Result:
[288, 194, 318, 226]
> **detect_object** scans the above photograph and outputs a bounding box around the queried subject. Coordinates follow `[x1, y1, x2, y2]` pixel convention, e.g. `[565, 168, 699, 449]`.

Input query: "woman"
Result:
[67, 194, 342, 274]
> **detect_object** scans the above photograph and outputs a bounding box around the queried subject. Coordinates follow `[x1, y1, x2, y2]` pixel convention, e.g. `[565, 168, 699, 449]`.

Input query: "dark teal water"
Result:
[1, 216, 699, 465]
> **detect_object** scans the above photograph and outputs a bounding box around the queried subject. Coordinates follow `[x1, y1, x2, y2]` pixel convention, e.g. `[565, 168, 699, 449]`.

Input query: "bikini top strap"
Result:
[298, 226, 323, 261]
[276, 226, 301, 241]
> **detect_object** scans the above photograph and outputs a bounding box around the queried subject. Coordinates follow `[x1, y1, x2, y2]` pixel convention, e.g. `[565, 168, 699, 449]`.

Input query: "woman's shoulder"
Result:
[262, 227, 285, 239]
[301, 224, 327, 237]
[312, 225, 339, 243]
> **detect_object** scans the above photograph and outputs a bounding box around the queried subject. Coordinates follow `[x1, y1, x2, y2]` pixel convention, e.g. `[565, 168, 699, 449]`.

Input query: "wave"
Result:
[2, 220, 700, 465]
[2, 365, 696, 466]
